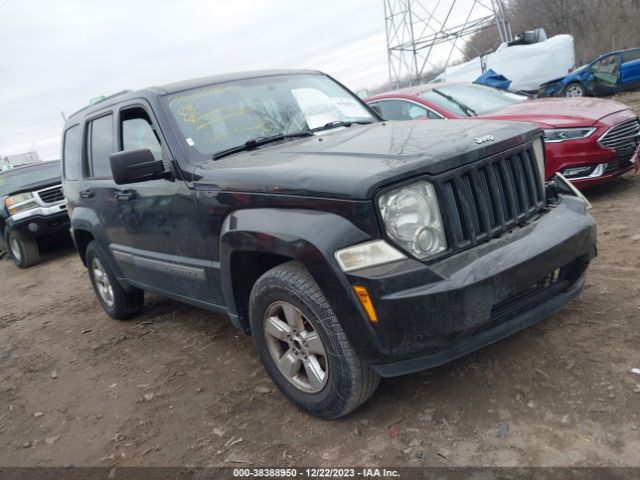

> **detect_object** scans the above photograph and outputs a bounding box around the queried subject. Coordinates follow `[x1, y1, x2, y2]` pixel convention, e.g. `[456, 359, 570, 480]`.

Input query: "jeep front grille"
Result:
[436, 143, 545, 253]
[598, 117, 640, 149]
[36, 185, 65, 204]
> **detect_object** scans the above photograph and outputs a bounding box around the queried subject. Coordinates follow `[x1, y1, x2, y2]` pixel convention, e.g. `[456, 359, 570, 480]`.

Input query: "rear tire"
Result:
[85, 241, 144, 320]
[6, 230, 40, 268]
[249, 261, 380, 419]
[564, 83, 585, 97]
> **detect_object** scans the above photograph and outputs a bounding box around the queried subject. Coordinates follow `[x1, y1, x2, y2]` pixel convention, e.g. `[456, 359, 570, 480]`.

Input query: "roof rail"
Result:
[67, 89, 133, 119]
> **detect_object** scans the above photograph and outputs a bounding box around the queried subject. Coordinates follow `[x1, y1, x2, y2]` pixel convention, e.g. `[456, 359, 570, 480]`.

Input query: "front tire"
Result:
[6, 230, 40, 268]
[85, 241, 144, 320]
[564, 83, 585, 97]
[249, 261, 380, 419]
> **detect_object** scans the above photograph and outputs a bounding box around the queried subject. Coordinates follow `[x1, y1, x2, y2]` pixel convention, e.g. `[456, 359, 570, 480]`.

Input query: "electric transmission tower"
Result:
[384, 0, 512, 87]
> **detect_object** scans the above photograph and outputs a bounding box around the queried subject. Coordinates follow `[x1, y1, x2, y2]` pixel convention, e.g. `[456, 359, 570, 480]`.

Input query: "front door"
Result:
[591, 53, 622, 96]
[110, 102, 223, 307]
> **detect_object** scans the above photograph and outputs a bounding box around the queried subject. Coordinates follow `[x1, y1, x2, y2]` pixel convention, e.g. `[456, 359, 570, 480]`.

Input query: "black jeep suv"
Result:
[62, 70, 596, 418]
[1, 161, 69, 268]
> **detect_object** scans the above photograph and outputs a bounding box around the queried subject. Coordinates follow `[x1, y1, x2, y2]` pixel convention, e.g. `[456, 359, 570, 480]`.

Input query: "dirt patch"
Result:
[1, 94, 639, 468]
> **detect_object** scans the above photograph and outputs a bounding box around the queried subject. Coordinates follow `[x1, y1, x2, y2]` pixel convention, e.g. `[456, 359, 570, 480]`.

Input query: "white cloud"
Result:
[0, 0, 478, 159]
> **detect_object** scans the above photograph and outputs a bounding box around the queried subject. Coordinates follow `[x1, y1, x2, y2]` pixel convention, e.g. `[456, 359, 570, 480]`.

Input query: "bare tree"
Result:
[463, 0, 640, 66]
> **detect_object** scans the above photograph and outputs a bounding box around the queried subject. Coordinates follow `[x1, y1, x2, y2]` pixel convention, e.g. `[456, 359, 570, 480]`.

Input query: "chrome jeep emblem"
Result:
[474, 135, 495, 144]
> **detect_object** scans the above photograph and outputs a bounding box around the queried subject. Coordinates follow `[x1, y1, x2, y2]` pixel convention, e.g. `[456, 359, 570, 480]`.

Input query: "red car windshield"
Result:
[420, 84, 527, 117]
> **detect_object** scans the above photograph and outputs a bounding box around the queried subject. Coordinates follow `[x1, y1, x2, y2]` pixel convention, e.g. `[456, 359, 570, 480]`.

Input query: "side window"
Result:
[427, 109, 443, 119]
[591, 54, 621, 85]
[375, 100, 412, 121]
[405, 103, 430, 119]
[63, 125, 82, 180]
[87, 114, 114, 178]
[374, 100, 436, 121]
[120, 107, 163, 161]
[622, 49, 640, 63]
[592, 55, 620, 75]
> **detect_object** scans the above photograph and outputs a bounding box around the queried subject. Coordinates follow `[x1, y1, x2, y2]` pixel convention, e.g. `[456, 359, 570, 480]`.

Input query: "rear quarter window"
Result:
[63, 125, 82, 180]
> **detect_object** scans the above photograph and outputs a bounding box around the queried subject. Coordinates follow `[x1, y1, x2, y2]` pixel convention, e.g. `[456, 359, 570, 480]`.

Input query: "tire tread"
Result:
[6, 231, 40, 268]
[249, 261, 380, 419]
[86, 241, 144, 320]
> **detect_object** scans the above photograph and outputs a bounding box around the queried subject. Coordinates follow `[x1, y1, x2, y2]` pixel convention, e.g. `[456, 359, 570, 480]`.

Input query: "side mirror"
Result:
[109, 149, 170, 185]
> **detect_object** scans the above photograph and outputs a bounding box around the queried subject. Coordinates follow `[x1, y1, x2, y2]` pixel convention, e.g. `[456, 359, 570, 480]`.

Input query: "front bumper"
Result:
[569, 158, 636, 188]
[545, 122, 640, 187]
[346, 195, 596, 376]
[6, 204, 70, 238]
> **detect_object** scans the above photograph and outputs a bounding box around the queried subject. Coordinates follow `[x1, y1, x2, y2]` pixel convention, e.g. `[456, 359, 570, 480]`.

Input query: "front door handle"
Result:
[79, 189, 94, 198]
[115, 190, 135, 201]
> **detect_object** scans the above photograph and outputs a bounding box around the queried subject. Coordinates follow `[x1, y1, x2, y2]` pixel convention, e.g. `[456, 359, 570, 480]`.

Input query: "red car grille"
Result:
[599, 117, 640, 150]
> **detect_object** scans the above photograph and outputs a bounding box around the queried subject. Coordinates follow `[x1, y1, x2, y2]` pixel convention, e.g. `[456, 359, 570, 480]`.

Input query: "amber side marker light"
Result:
[352, 285, 378, 323]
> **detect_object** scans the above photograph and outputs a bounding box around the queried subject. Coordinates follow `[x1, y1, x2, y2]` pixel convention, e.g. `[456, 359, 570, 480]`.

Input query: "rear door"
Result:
[621, 49, 640, 90]
[81, 110, 136, 252]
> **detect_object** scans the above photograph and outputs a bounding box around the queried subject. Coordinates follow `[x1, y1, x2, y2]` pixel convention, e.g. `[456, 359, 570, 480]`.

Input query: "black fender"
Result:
[219, 208, 388, 362]
[69, 207, 109, 259]
[69, 207, 131, 288]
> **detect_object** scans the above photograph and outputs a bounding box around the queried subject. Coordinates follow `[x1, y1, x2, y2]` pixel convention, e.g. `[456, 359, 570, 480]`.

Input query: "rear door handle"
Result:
[79, 189, 94, 198]
[115, 190, 135, 201]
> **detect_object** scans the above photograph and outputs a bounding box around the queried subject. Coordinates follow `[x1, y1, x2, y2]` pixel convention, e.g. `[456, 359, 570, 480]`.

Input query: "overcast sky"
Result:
[0, 0, 481, 160]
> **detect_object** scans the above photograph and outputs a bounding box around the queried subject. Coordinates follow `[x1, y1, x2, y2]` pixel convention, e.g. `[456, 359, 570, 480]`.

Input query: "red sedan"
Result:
[366, 83, 640, 187]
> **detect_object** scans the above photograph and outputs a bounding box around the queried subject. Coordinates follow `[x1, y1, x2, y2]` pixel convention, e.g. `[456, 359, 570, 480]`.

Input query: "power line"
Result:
[384, 0, 512, 87]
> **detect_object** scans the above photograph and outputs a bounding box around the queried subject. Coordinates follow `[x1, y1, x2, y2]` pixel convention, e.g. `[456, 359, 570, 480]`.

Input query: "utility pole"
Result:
[384, 0, 512, 87]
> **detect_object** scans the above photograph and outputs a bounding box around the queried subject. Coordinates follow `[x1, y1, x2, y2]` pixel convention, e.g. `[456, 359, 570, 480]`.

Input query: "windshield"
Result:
[0, 162, 61, 197]
[420, 84, 527, 117]
[163, 73, 376, 160]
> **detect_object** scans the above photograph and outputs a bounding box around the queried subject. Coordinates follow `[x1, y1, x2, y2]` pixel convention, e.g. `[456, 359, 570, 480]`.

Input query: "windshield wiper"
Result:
[213, 131, 314, 160]
[311, 120, 374, 132]
[432, 89, 478, 117]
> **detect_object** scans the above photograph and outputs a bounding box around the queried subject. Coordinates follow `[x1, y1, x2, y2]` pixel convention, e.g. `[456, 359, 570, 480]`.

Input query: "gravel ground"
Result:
[0, 94, 639, 468]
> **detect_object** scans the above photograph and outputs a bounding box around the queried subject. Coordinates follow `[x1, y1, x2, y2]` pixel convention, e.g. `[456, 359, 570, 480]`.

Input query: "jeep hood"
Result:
[194, 120, 539, 200]
[480, 97, 631, 128]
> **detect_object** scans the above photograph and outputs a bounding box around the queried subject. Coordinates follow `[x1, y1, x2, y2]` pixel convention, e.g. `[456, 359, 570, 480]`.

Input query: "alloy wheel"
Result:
[91, 257, 114, 307]
[263, 301, 329, 393]
[565, 85, 584, 97]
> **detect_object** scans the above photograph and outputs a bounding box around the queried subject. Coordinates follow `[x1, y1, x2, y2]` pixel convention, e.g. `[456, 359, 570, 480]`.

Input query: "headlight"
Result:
[378, 181, 446, 259]
[531, 137, 546, 181]
[5, 192, 37, 215]
[543, 127, 595, 143]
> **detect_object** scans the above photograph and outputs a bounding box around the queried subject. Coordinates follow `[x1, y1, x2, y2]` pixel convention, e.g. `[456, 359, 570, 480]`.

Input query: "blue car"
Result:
[541, 47, 640, 97]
